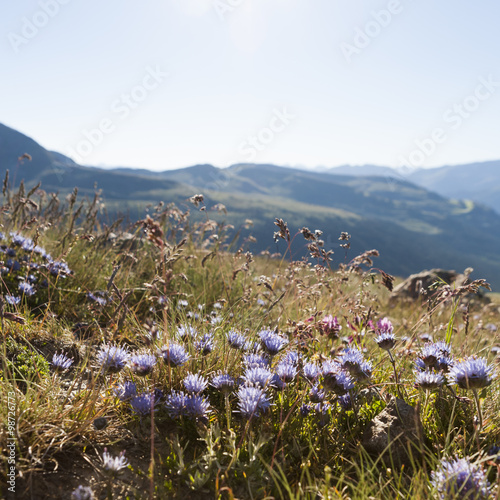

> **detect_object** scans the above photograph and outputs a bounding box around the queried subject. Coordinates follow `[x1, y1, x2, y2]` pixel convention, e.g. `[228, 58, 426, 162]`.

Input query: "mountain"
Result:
[328, 164, 402, 178]
[1, 122, 500, 289]
[0, 123, 182, 199]
[327, 162, 500, 215]
[406, 161, 500, 214]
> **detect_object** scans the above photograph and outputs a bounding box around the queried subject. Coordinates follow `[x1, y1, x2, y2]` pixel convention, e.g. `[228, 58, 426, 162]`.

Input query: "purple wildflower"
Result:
[320, 315, 342, 337]
[159, 343, 190, 367]
[322, 361, 355, 395]
[275, 361, 297, 383]
[227, 330, 246, 350]
[185, 394, 211, 420]
[130, 392, 157, 415]
[102, 448, 128, 476]
[377, 317, 394, 334]
[303, 361, 320, 381]
[129, 353, 157, 376]
[183, 373, 209, 393]
[211, 373, 235, 393]
[113, 381, 137, 401]
[243, 366, 274, 388]
[448, 357, 495, 390]
[51, 353, 74, 373]
[5, 295, 21, 306]
[195, 333, 214, 356]
[261, 333, 288, 356]
[236, 386, 271, 418]
[375, 332, 396, 351]
[415, 370, 444, 390]
[165, 391, 188, 418]
[71, 485, 94, 500]
[18, 281, 35, 296]
[431, 456, 491, 499]
[96, 344, 129, 373]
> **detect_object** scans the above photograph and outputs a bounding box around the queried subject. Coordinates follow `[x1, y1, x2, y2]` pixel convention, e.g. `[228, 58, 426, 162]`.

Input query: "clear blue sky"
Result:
[1, 0, 499, 171]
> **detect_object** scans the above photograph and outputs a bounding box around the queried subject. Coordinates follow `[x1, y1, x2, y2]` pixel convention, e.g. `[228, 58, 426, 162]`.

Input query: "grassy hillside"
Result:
[1, 186, 499, 499]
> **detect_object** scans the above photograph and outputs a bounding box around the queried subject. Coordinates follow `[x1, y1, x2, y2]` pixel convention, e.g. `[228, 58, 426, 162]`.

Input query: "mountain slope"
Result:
[406, 161, 500, 213]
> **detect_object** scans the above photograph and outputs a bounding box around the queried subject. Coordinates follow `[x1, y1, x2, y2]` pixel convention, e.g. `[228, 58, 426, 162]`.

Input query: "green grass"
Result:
[1, 184, 499, 499]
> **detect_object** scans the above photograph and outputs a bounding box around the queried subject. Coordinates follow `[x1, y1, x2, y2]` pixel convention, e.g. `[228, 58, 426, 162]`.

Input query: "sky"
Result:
[1, 0, 500, 171]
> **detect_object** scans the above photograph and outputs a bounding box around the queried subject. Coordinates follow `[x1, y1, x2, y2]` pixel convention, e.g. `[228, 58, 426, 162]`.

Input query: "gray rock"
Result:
[391, 268, 465, 301]
[362, 398, 425, 468]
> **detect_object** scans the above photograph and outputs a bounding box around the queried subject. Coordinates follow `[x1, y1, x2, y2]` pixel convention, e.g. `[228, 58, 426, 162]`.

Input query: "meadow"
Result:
[1, 181, 500, 499]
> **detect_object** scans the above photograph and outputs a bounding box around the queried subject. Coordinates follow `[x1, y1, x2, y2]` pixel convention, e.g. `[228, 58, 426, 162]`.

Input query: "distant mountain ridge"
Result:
[1, 121, 500, 289]
[328, 162, 500, 214]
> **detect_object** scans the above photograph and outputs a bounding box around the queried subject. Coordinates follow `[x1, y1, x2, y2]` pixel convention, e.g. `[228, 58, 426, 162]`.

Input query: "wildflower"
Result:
[113, 381, 137, 401]
[377, 317, 394, 334]
[177, 299, 189, 308]
[129, 353, 157, 376]
[270, 373, 286, 390]
[46, 260, 72, 278]
[275, 361, 297, 383]
[87, 292, 107, 306]
[322, 361, 355, 395]
[314, 402, 332, 427]
[18, 281, 35, 297]
[300, 403, 312, 417]
[338, 393, 353, 410]
[165, 391, 188, 418]
[243, 366, 274, 388]
[185, 394, 211, 420]
[5, 295, 21, 306]
[96, 344, 129, 373]
[6, 259, 21, 273]
[159, 343, 190, 367]
[183, 373, 209, 393]
[51, 353, 74, 373]
[415, 370, 444, 390]
[71, 485, 94, 500]
[195, 333, 214, 356]
[244, 341, 261, 353]
[227, 330, 246, 350]
[431, 456, 491, 499]
[448, 356, 495, 390]
[130, 393, 157, 416]
[309, 385, 325, 403]
[375, 332, 396, 351]
[303, 361, 320, 381]
[243, 353, 269, 368]
[210, 315, 222, 325]
[337, 347, 373, 380]
[236, 386, 271, 418]
[102, 448, 128, 476]
[282, 351, 300, 366]
[211, 373, 235, 394]
[261, 333, 288, 356]
[10, 233, 28, 247]
[419, 342, 452, 370]
[320, 315, 342, 337]
[177, 324, 197, 341]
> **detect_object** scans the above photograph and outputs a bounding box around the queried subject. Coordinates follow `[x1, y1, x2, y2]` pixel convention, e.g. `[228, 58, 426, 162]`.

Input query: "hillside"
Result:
[1, 122, 500, 288]
[406, 161, 500, 214]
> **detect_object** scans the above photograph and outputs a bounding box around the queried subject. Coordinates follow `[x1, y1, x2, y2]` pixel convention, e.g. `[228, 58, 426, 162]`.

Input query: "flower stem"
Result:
[472, 388, 483, 430]
[387, 349, 404, 400]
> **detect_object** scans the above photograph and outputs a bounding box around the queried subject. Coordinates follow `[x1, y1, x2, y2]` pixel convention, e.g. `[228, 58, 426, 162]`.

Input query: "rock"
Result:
[362, 398, 425, 468]
[391, 268, 466, 301]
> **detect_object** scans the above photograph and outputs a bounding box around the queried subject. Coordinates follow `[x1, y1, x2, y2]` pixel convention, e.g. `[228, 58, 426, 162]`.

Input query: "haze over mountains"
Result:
[1, 122, 500, 289]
